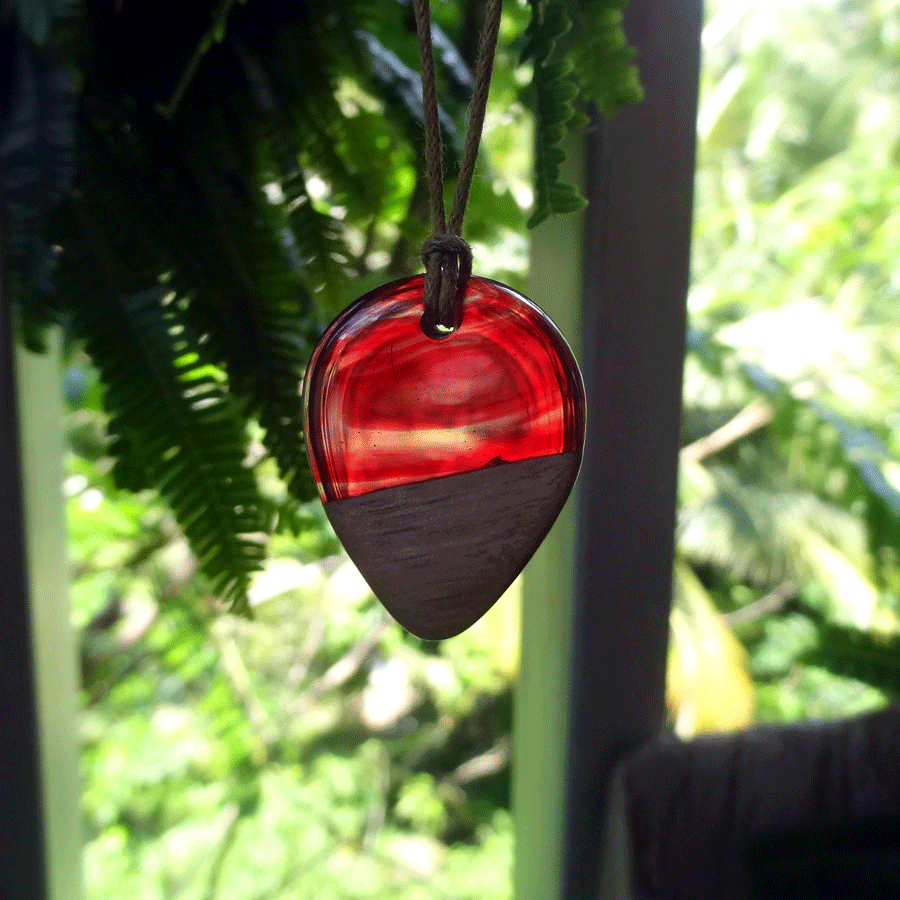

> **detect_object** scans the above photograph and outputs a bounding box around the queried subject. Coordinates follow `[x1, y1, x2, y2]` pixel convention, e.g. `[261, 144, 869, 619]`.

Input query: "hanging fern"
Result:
[570, 0, 643, 119]
[194, 151, 323, 508]
[70, 282, 267, 611]
[521, 1, 586, 228]
[2, 0, 646, 612]
[523, 0, 642, 228]
[234, 38, 352, 315]
[153, 117, 323, 510]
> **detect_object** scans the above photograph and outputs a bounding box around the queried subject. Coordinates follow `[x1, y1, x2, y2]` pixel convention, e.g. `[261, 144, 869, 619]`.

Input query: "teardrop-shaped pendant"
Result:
[303, 275, 585, 640]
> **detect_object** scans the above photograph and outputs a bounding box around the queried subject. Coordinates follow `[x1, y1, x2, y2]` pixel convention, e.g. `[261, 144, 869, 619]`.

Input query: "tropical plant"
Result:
[1, 0, 640, 609]
[670, 0, 900, 731]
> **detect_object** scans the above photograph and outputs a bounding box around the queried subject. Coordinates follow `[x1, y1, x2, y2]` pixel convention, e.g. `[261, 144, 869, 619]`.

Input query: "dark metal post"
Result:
[0, 173, 49, 898]
[561, 3, 703, 899]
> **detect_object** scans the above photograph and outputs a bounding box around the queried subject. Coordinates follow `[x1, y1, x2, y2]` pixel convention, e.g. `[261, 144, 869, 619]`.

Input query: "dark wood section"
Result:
[562, 3, 703, 900]
[325, 452, 581, 640]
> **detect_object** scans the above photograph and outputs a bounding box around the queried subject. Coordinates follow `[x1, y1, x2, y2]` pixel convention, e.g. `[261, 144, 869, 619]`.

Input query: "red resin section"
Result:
[303, 276, 585, 502]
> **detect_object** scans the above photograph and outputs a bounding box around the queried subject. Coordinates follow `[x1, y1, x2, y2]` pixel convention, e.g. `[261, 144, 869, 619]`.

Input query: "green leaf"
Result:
[233, 40, 352, 315]
[688, 328, 900, 532]
[798, 608, 900, 698]
[174, 132, 322, 507]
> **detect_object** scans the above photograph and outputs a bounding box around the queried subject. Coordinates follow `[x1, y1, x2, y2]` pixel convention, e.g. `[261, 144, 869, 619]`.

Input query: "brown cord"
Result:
[412, 0, 503, 333]
[420, 234, 472, 336]
[412, 0, 447, 237]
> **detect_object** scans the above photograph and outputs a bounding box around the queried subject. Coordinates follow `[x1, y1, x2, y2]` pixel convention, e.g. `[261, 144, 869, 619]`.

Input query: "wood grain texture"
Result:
[325, 452, 581, 640]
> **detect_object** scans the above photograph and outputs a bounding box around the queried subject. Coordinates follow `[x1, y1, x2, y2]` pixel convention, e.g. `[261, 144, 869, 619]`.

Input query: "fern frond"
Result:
[154, 116, 320, 507]
[524, 0, 642, 228]
[530, 59, 587, 228]
[265, 127, 350, 316]
[232, 40, 352, 315]
[294, 92, 390, 226]
[70, 106, 320, 530]
[523, 1, 586, 228]
[172, 192, 320, 509]
[570, 0, 643, 119]
[223, 208, 320, 506]
[70, 281, 267, 611]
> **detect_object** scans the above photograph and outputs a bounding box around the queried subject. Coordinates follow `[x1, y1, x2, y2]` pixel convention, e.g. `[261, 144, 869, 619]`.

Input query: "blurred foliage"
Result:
[71, 449, 522, 899]
[672, 0, 900, 735]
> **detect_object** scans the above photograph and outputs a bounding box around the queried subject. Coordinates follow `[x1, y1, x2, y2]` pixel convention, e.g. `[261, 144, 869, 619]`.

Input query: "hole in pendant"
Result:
[420, 314, 457, 341]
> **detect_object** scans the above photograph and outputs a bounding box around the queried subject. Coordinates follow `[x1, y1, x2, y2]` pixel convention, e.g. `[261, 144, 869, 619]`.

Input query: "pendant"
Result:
[303, 275, 585, 640]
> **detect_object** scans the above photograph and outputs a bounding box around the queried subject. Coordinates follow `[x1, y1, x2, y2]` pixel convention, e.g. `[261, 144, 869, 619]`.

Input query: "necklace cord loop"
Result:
[412, 0, 503, 332]
[420, 235, 473, 335]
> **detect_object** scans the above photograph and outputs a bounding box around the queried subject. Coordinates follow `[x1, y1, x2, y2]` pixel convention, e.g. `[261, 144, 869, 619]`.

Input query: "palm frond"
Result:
[679, 463, 869, 592]
[688, 326, 900, 560]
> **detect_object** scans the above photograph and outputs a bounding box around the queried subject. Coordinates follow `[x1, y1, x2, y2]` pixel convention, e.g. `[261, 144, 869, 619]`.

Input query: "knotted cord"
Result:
[411, 0, 503, 336]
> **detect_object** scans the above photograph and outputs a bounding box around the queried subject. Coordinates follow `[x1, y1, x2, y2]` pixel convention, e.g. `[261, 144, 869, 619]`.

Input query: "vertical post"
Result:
[513, 158, 583, 900]
[562, 4, 703, 900]
[16, 334, 83, 900]
[0, 260, 49, 900]
[1, 182, 81, 900]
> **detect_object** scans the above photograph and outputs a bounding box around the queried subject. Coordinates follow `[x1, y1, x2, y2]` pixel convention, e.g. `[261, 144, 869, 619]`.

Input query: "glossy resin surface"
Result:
[303, 275, 585, 502]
